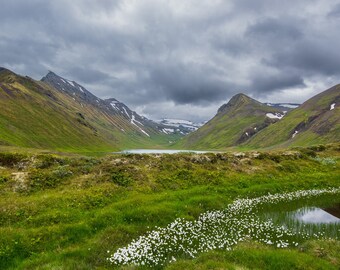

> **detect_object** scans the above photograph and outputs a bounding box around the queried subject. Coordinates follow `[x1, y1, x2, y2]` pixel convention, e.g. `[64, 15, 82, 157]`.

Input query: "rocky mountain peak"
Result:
[217, 93, 260, 114]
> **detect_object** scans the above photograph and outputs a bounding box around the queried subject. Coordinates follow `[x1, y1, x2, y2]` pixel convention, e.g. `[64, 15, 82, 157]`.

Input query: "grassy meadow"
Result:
[0, 144, 339, 269]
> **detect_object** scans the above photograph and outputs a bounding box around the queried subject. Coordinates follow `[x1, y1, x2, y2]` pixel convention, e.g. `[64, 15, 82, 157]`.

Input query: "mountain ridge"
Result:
[245, 84, 340, 148]
[0, 68, 177, 151]
[177, 93, 284, 149]
[41, 71, 185, 138]
[1, 67, 338, 152]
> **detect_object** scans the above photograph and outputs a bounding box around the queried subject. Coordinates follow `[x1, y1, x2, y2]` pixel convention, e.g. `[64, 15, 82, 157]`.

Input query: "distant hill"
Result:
[1, 67, 338, 152]
[177, 93, 284, 149]
[0, 68, 173, 152]
[245, 84, 340, 148]
[264, 103, 300, 111]
[155, 118, 205, 135]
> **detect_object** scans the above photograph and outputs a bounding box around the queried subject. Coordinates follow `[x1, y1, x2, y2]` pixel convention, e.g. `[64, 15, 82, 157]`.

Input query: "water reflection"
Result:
[261, 202, 340, 238]
[294, 207, 340, 224]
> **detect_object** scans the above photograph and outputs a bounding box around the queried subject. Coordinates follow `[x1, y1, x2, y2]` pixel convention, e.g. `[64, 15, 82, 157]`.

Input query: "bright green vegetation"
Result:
[166, 240, 340, 270]
[0, 69, 174, 153]
[245, 84, 340, 149]
[109, 189, 339, 267]
[176, 93, 282, 150]
[177, 86, 340, 151]
[0, 143, 339, 269]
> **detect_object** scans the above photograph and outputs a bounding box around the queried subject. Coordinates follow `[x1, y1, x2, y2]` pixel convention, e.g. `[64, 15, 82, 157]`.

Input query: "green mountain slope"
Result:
[245, 84, 340, 148]
[177, 93, 283, 149]
[0, 68, 172, 152]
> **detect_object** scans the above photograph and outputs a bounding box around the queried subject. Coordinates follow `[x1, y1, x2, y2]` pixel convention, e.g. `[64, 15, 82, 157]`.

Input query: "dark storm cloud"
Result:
[251, 72, 305, 93]
[246, 17, 303, 40]
[67, 67, 115, 84]
[328, 3, 340, 17]
[265, 41, 340, 76]
[1, 0, 339, 121]
[149, 62, 237, 105]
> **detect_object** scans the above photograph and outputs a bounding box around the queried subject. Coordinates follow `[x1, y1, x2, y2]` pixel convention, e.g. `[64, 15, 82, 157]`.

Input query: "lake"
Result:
[118, 149, 211, 154]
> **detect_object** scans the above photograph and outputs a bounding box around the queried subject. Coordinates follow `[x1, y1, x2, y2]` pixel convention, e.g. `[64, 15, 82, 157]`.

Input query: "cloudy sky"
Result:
[1, 0, 340, 122]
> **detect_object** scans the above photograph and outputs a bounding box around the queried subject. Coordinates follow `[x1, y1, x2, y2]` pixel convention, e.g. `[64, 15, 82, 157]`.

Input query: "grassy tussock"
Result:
[0, 143, 339, 269]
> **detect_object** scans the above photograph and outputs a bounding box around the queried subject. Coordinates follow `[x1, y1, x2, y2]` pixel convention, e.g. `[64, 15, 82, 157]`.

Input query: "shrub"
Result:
[0, 175, 9, 184]
[27, 166, 72, 191]
[34, 154, 66, 169]
[308, 145, 326, 152]
[52, 165, 73, 178]
[313, 157, 337, 165]
[110, 169, 132, 187]
[0, 153, 27, 167]
[277, 162, 300, 173]
[298, 148, 317, 158]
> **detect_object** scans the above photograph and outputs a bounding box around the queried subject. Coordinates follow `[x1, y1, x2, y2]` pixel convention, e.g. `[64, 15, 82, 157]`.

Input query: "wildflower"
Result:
[108, 188, 340, 267]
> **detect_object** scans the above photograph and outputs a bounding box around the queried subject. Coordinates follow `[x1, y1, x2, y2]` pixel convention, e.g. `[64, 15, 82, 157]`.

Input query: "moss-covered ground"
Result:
[0, 144, 339, 269]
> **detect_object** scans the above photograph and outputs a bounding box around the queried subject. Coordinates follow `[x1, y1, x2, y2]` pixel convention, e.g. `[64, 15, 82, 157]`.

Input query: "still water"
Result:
[264, 201, 340, 237]
[119, 149, 210, 154]
[293, 206, 340, 224]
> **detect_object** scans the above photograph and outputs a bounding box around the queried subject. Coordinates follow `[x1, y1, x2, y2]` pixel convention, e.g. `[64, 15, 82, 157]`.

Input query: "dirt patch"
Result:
[11, 172, 28, 192]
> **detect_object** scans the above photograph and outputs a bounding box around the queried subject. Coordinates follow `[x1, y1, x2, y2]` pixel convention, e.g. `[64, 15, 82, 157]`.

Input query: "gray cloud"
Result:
[1, 0, 339, 121]
[251, 72, 306, 93]
[67, 67, 115, 84]
[266, 41, 340, 76]
[328, 3, 340, 17]
[246, 17, 303, 40]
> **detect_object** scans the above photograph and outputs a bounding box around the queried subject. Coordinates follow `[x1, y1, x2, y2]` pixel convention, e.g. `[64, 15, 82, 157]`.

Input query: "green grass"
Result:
[0, 144, 339, 269]
[0, 69, 178, 153]
[166, 241, 340, 270]
[245, 84, 340, 149]
[176, 93, 283, 150]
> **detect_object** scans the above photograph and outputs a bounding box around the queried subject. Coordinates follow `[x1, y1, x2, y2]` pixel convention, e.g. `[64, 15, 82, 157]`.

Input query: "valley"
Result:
[0, 68, 339, 269]
[2, 1, 340, 269]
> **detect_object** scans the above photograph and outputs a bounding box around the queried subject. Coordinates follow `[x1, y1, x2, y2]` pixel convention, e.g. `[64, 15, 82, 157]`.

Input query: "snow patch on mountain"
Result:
[155, 118, 205, 135]
[67, 80, 75, 87]
[122, 107, 130, 118]
[292, 130, 299, 138]
[130, 114, 149, 136]
[266, 112, 284, 120]
[131, 114, 144, 126]
[162, 128, 175, 134]
[330, 103, 336, 110]
[110, 102, 119, 110]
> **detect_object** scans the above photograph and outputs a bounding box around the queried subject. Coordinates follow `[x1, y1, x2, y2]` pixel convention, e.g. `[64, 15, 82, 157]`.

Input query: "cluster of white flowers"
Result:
[108, 188, 339, 267]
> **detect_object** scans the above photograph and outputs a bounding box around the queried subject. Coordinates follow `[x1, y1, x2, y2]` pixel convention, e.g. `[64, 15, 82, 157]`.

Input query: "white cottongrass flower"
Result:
[108, 188, 340, 267]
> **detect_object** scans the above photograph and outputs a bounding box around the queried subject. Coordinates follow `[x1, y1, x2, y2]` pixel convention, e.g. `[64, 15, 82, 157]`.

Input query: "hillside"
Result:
[0, 68, 172, 152]
[177, 93, 284, 149]
[245, 84, 340, 148]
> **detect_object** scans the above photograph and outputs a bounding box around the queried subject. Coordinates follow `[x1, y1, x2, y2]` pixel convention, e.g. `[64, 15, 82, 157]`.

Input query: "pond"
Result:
[108, 188, 340, 267]
[261, 199, 340, 237]
[117, 149, 211, 154]
[293, 205, 340, 224]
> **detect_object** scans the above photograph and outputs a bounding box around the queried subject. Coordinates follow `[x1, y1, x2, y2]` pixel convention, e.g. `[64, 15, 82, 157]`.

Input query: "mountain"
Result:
[245, 84, 340, 148]
[155, 118, 205, 135]
[41, 71, 163, 137]
[0, 68, 172, 152]
[177, 93, 284, 149]
[41, 71, 187, 142]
